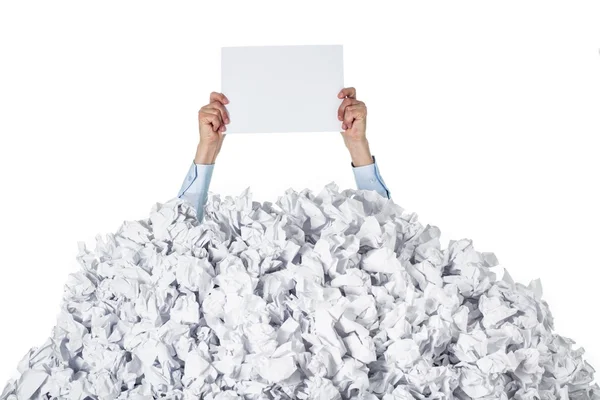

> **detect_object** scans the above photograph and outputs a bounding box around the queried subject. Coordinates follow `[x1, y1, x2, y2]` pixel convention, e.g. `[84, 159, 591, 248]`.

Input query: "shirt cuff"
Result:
[351, 155, 391, 199]
[178, 161, 215, 198]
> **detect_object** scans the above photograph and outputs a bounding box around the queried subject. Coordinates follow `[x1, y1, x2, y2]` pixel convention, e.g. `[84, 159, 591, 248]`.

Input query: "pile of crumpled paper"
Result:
[2, 183, 599, 400]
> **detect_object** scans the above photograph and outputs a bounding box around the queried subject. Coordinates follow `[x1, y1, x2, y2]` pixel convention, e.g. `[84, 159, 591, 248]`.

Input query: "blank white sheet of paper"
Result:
[221, 45, 344, 134]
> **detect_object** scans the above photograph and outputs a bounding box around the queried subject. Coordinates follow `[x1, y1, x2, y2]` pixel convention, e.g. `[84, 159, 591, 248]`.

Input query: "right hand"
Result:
[337, 87, 373, 167]
[195, 91, 230, 164]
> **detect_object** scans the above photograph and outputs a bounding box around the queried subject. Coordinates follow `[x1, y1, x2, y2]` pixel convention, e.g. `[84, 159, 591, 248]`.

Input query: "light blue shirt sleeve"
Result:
[177, 160, 215, 222]
[352, 155, 391, 199]
[178, 154, 389, 222]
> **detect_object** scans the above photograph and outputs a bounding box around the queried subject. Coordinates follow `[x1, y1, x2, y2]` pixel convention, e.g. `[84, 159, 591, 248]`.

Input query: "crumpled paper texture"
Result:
[2, 183, 599, 399]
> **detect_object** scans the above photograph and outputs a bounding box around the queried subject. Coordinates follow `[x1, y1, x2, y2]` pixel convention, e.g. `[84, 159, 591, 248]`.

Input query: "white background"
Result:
[1, 0, 599, 385]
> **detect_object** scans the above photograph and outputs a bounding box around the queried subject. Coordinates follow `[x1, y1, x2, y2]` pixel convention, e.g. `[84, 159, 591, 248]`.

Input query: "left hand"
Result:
[337, 87, 373, 166]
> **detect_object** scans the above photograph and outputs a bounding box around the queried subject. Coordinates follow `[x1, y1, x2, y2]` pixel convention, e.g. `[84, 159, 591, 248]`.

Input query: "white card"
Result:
[221, 45, 344, 134]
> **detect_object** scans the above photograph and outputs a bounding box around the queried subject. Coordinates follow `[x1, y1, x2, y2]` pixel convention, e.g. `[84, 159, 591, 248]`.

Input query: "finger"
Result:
[209, 101, 230, 124]
[199, 109, 223, 132]
[338, 87, 357, 99]
[200, 106, 223, 121]
[342, 105, 366, 129]
[337, 98, 360, 121]
[209, 91, 229, 105]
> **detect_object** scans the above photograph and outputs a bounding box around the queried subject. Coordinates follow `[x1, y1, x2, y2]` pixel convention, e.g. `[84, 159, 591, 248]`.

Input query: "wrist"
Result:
[194, 143, 218, 164]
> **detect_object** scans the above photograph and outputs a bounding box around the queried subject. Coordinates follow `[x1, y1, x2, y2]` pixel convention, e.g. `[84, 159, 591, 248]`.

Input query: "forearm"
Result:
[194, 142, 218, 165]
[347, 139, 391, 200]
[178, 143, 217, 222]
[345, 138, 374, 167]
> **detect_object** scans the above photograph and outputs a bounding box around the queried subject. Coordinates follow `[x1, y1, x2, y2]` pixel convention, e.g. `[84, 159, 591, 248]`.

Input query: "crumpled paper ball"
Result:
[1, 182, 599, 400]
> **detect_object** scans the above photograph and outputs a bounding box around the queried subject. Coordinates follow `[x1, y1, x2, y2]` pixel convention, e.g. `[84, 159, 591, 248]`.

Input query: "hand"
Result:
[337, 87, 373, 167]
[194, 91, 230, 164]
